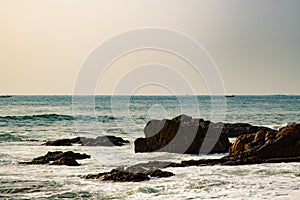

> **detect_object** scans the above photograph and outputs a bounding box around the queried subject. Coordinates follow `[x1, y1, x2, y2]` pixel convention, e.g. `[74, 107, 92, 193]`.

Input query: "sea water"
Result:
[0, 95, 300, 199]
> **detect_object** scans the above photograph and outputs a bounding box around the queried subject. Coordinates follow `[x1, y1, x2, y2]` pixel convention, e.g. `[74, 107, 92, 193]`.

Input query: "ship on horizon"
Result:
[225, 95, 236, 98]
[0, 95, 12, 98]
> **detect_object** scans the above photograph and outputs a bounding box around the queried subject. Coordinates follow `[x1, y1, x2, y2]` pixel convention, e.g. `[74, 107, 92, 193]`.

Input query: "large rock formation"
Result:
[134, 114, 272, 154]
[229, 123, 300, 159]
[43, 136, 129, 147]
[134, 115, 228, 154]
[83, 123, 300, 182]
[19, 151, 91, 166]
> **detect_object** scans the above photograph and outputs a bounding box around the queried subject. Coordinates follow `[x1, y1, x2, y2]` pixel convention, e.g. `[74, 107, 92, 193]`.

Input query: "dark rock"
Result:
[83, 161, 174, 182]
[43, 138, 80, 146]
[19, 151, 90, 166]
[83, 123, 300, 181]
[80, 136, 129, 146]
[229, 123, 300, 159]
[162, 123, 300, 167]
[83, 170, 150, 182]
[43, 136, 129, 147]
[147, 169, 174, 178]
[222, 123, 271, 138]
[135, 114, 231, 154]
[51, 157, 79, 166]
[167, 155, 300, 168]
[167, 158, 228, 168]
[263, 156, 300, 163]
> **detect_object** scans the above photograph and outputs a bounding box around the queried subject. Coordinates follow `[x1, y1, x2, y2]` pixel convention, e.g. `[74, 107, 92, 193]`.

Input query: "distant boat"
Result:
[0, 95, 12, 98]
[225, 95, 235, 98]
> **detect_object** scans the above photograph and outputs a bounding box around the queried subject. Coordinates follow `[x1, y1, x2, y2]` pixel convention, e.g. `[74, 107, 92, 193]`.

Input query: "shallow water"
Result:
[0, 95, 300, 199]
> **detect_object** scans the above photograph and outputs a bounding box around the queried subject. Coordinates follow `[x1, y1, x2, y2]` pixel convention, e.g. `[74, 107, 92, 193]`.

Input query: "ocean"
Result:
[1, 95, 300, 199]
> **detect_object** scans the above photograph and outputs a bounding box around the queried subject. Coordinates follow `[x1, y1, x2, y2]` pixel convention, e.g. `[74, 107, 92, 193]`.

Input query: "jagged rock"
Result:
[19, 151, 90, 166]
[159, 123, 300, 167]
[51, 157, 79, 166]
[221, 123, 271, 138]
[131, 124, 300, 169]
[83, 169, 174, 182]
[83, 161, 175, 182]
[229, 123, 300, 159]
[147, 169, 174, 178]
[80, 136, 129, 146]
[43, 136, 129, 147]
[134, 114, 231, 154]
[83, 169, 150, 182]
[43, 137, 81, 146]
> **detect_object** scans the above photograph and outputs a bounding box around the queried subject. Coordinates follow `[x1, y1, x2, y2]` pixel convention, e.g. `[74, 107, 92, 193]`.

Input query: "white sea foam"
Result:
[1, 143, 300, 199]
[263, 123, 288, 130]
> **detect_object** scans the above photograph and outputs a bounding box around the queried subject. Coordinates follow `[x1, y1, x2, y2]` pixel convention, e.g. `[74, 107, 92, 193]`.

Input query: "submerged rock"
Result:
[83, 170, 150, 182]
[43, 138, 80, 146]
[83, 161, 175, 182]
[43, 136, 129, 147]
[165, 155, 300, 168]
[19, 151, 90, 166]
[51, 157, 80, 166]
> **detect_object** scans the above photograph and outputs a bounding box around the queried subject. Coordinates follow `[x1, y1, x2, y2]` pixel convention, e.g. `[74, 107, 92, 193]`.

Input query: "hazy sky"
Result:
[1, 0, 300, 95]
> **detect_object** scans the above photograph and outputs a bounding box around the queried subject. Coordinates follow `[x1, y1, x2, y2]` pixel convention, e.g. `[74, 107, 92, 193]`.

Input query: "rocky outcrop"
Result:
[83, 169, 150, 182]
[229, 123, 300, 159]
[221, 123, 271, 138]
[19, 151, 91, 166]
[51, 157, 80, 166]
[134, 114, 272, 154]
[165, 123, 300, 167]
[134, 115, 231, 154]
[82, 161, 174, 182]
[43, 137, 81, 146]
[83, 123, 300, 182]
[43, 136, 129, 147]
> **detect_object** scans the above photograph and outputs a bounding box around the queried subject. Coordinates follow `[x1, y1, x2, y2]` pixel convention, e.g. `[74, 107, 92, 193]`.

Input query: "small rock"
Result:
[83, 161, 175, 182]
[84, 170, 150, 182]
[43, 136, 129, 147]
[51, 157, 79, 166]
[147, 169, 174, 178]
[19, 151, 90, 166]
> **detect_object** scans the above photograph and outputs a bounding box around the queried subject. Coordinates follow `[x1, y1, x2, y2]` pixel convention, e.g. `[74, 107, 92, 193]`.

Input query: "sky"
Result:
[1, 0, 300, 95]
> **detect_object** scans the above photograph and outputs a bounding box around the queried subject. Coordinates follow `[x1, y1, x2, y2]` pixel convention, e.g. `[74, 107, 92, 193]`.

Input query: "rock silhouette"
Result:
[135, 115, 229, 154]
[19, 151, 90, 166]
[43, 136, 129, 147]
[83, 161, 174, 182]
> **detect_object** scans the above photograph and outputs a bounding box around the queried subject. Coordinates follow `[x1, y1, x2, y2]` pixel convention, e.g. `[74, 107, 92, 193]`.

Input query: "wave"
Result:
[0, 114, 120, 124]
[0, 114, 74, 122]
[0, 133, 23, 142]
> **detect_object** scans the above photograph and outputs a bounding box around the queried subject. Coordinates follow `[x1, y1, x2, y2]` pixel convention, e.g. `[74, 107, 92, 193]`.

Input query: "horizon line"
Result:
[1, 94, 299, 96]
